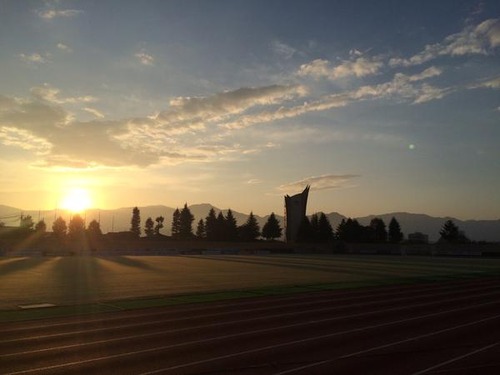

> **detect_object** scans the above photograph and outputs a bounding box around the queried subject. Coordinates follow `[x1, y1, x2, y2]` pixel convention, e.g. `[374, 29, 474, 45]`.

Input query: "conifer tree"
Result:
[388, 217, 403, 243]
[179, 203, 194, 239]
[317, 213, 334, 242]
[144, 217, 155, 237]
[216, 212, 226, 241]
[225, 209, 239, 241]
[439, 219, 469, 243]
[262, 212, 282, 240]
[171, 208, 181, 239]
[130, 206, 141, 237]
[370, 218, 387, 243]
[205, 208, 217, 241]
[196, 219, 206, 239]
[238, 212, 260, 241]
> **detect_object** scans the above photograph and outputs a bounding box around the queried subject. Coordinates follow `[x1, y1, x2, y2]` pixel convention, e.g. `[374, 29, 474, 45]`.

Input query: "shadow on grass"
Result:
[99, 256, 156, 271]
[0, 257, 50, 276]
[51, 257, 105, 305]
[182, 255, 393, 279]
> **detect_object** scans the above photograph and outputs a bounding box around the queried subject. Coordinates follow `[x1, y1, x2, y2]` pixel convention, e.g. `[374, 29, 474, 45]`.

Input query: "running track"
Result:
[1, 277, 500, 374]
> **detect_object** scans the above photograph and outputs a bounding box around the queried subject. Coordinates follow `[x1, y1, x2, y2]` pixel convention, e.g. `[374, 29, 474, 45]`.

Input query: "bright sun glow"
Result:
[61, 188, 92, 212]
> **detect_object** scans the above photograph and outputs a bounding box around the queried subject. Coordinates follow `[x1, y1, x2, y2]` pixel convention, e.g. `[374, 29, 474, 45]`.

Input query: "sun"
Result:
[61, 188, 92, 212]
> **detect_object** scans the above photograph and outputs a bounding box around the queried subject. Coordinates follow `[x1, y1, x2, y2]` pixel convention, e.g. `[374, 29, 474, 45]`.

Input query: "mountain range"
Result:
[1, 204, 499, 242]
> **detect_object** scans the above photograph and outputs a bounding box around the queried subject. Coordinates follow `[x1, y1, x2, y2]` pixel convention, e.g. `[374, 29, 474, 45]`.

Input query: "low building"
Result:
[408, 232, 429, 244]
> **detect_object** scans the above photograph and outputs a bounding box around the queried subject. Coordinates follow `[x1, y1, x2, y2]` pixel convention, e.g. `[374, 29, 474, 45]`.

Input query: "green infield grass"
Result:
[1, 254, 500, 321]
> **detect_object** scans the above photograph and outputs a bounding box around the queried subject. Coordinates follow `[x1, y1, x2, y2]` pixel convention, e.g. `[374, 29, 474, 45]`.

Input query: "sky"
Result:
[0, 0, 499, 220]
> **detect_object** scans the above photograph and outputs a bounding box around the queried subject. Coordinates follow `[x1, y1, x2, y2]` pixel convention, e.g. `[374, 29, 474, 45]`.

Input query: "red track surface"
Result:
[2, 277, 500, 374]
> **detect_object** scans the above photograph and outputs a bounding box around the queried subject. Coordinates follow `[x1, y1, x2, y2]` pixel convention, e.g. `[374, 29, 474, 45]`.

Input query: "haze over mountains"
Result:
[1, 204, 499, 242]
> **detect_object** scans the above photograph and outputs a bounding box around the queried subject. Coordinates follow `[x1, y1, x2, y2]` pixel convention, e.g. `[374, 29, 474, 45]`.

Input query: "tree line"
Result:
[1, 207, 470, 245]
[130, 204, 283, 242]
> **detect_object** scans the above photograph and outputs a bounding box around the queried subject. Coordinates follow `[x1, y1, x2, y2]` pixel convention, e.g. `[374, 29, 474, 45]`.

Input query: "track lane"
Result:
[2, 277, 500, 375]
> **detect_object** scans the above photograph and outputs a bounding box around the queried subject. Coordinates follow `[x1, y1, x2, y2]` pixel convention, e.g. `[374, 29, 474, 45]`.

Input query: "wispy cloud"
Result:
[390, 18, 500, 67]
[0, 126, 52, 155]
[135, 51, 154, 66]
[279, 174, 361, 193]
[20, 53, 48, 64]
[30, 84, 96, 104]
[157, 84, 307, 132]
[38, 9, 83, 19]
[351, 67, 450, 104]
[57, 43, 72, 52]
[84, 107, 105, 118]
[468, 76, 500, 89]
[271, 40, 297, 59]
[298, 56, 384, 80]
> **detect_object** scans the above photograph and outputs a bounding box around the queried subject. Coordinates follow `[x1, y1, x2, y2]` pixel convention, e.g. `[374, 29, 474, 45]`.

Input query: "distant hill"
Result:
[1, 204, 498, 242]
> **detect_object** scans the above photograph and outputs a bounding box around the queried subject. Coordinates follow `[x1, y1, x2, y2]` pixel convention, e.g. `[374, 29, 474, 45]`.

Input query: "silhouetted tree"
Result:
[52, 216, 67, 238]
[130, 207, 141, 237]
[171, 208, 181, 238]
[144, 217, 155, 237]
[262, 212, 282, 240]
[296, 216, 313, 243]
[205, 208, 217, 241]
[238, 212, 260, 241]
[337, 218, 364, 242]
[370, 218, 387, 243]
[216, 212, 226, 241]
[68, 214, 85, 239]
[317, 213, 334, 242]
[439, 219, 469, 243]
[310, 213, 320, 240]
[20, 214, 34, 232]
[225, 209, 239, 241]
[35, 219, 47, 233]
[388, 217, 403, 243]
[154, 216, 164, 235]
[87, 220, 102, 237]
[179, 203, 194, 239]
[196, 219, 206, 239]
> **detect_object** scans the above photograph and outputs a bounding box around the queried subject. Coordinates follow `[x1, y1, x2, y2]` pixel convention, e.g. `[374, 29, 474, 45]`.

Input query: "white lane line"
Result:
[274, 324, 500, 374]
[3, 281, 498, 344]
[4, 300, 500, 375]
[4, 289, 500, 358]
[410, 342, 500, 375]
[2, 277, 495, 333]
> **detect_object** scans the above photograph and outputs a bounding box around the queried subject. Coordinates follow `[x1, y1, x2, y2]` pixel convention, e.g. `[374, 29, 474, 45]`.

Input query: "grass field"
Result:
[1, 254, 500, 321]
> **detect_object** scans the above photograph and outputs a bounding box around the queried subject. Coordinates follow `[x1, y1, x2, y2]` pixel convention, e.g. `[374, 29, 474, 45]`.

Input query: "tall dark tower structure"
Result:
[284, 185, 310, 243]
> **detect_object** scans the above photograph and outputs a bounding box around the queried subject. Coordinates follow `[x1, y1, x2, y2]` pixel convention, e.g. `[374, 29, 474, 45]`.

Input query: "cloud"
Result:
[222, 92, 351, 129]
[469, 76, 500, 89]
[57, 43, 72, 52]
[390, 18, 500, 67]
[157, 84, 307, 132]
[20, 53, 47, 64]
[351, 67, 449, 104]
[279, 174, 360, 193]
[83, 107, 105, 118]
[135, 51, 154, 66]
[38, 9, 83, 19]
[30, 84, 96, 104]
[271, 40, 297, 59]
[0, 126, 52, 154]
[0, 85, 307, 169]
[298, 56, 384, 80]
[223, 67, 445, 130]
